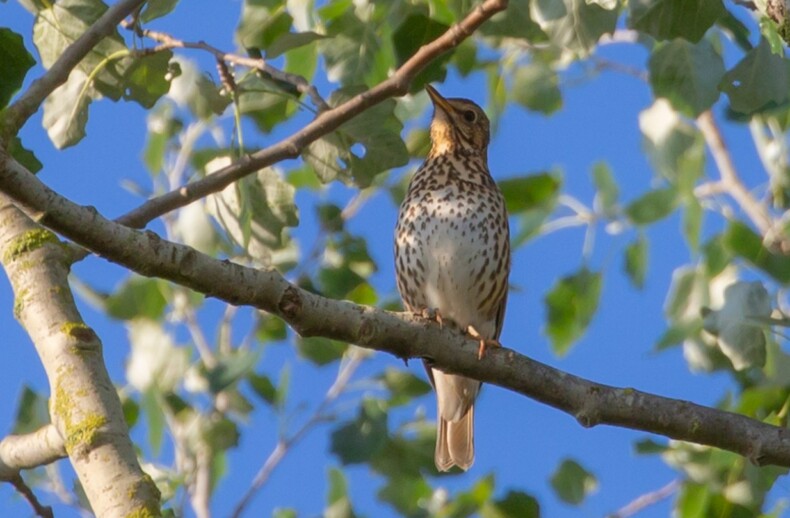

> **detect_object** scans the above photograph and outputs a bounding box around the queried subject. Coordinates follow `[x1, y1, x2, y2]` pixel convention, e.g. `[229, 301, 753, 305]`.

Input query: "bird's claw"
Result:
[466, 325, 500, 360]
[419, 307, 444, 329]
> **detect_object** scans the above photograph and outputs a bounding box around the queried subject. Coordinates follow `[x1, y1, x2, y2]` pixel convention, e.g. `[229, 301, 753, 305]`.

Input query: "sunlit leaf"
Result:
[591, 161, 618, 217]
[140, 0, 179, 22]
[531, 0, 617, 61]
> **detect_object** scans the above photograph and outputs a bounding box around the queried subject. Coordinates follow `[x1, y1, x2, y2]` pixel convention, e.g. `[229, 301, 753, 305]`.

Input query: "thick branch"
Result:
[0, 425, 66, 480]
[0, 187, 160, 515]
[116, 0, 509, 228]
[0, 0, 147, 139]
[2, 149, 790, 468]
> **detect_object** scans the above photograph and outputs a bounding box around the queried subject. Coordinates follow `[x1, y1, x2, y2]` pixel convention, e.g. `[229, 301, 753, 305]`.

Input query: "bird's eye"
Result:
[462, 109, 477, 123]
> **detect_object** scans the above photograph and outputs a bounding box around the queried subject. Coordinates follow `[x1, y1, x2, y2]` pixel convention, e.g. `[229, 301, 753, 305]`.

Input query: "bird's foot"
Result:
[466, 325, 500, 360]
[418, 307, 444, 329]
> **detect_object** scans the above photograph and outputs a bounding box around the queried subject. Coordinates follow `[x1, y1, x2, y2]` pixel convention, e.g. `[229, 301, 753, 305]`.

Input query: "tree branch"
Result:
[0, 186, 161, 515]
[126, 27, 329, 111]
[696, 110, 773, 235]
[0, 0, 147, 139]
[115, 0, 509, 228]
[0, 425, 66, 480]
[3, 149, 790, 469]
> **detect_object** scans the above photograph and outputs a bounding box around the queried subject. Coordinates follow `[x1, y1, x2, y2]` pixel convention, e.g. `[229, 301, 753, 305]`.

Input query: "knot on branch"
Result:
[278, 285, 303, 322]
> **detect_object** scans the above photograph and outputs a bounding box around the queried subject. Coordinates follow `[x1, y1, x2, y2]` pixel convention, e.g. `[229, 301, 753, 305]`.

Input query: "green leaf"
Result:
[634, 438, 668, 454]
[512, 62, 562, 115]
[331, 88, 409, 187]
[106, 276, 168, 320]
[544, 268, 602, 356]
[273, 509, 297, 518]
[378, 475, 432, 515]
[649, 39, 725, 117]
[236, 74, 295, 133]
[121, 51, 174, 108]
[720, 38, 790, 115]
[531, 0, 617, 60]
[320, 10, 381, 85]
[326, 468, 355, 518]
[549, 458, 598, 505]
[482, 490, 540, 518]
[481, 0, 547, 42]
[683, 195, 703, 251]
[628, 0, 725, 42]
[266, 31, 325, 58]
[236, 0, 293, 51]
[392, 12, 450, 92]
[624, 235, 648, 289]
[380, 368, 431, 407]
[369, 424, 435, 477]
[499, 172, 561, 214]
[140, 0, 179, 22]
[296, 337, 348, 366]
[141, 389, 165, 455]
[0, 28, 35, 108]
[624, 187, 679, 225]
[207, 166, 299, 263]
[205, 349, 261, 394]
[331, 398, 388, 464]
[303, 134, 349, 183]
[703, 234, 732, 277]
[189, 74, 231, 120]
[723, 221, 790, 284]
[655, 320, 701, 350]
[248, 373, 277, 405]
[6, 135, 43, 174]
[13, 386, 48, 434]
[591, 161, 618, 217]
[275, 363, 291, 409]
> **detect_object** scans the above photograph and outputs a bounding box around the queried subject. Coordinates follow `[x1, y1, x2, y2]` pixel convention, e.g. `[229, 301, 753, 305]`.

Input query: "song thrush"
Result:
[394, 85, 511, 471]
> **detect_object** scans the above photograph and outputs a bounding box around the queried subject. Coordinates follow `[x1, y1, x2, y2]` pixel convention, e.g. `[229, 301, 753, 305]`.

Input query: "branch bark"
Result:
[0, 190, 160, 515]
[2, 148, 790, 468]
[0, 0, 147, 140]
[0, 425, 65, 480]
[115, 0, 510, 228]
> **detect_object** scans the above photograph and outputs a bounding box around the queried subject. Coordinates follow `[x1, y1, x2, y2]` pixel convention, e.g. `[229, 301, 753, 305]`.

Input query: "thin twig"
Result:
[609, 479, 680, 518]
[125, 27, 330, 112]
[697, 111, 773, 235]
[231, 351, 364, 517]
[1, 0, 147, 139]
[114, 0, 510, 229]
[10, 474, 54, 518]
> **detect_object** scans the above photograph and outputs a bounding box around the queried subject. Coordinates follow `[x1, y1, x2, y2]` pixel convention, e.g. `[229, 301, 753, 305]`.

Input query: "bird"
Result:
[394, 85, 511, 471]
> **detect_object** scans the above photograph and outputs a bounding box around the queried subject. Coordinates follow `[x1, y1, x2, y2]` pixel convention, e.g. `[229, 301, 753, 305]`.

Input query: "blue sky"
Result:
[2, 1, 782, 517]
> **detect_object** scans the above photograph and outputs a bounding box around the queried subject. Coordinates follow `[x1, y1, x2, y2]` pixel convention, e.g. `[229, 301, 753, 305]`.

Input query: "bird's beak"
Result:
[426, 85, 453, 114]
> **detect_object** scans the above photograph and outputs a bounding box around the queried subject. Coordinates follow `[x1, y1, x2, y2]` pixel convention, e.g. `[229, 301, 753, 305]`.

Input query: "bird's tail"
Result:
[435, 404, 475, 471]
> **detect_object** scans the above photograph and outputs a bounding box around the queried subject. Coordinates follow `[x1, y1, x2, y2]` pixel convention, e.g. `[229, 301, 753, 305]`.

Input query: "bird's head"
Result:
[426, 85, 490, 157]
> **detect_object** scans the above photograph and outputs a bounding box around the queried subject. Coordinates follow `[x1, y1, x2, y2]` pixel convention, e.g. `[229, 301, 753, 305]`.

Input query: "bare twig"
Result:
[9, 474, 54, 518]
[115, 0, 510, 229]
[4, 148, 790, 469]
[609, 479, 680, 518]
[231, 351, 364, 517]
[0, 0, 147, 139]
[697, 111, 773, 235]
[125, 27, 329, 111]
